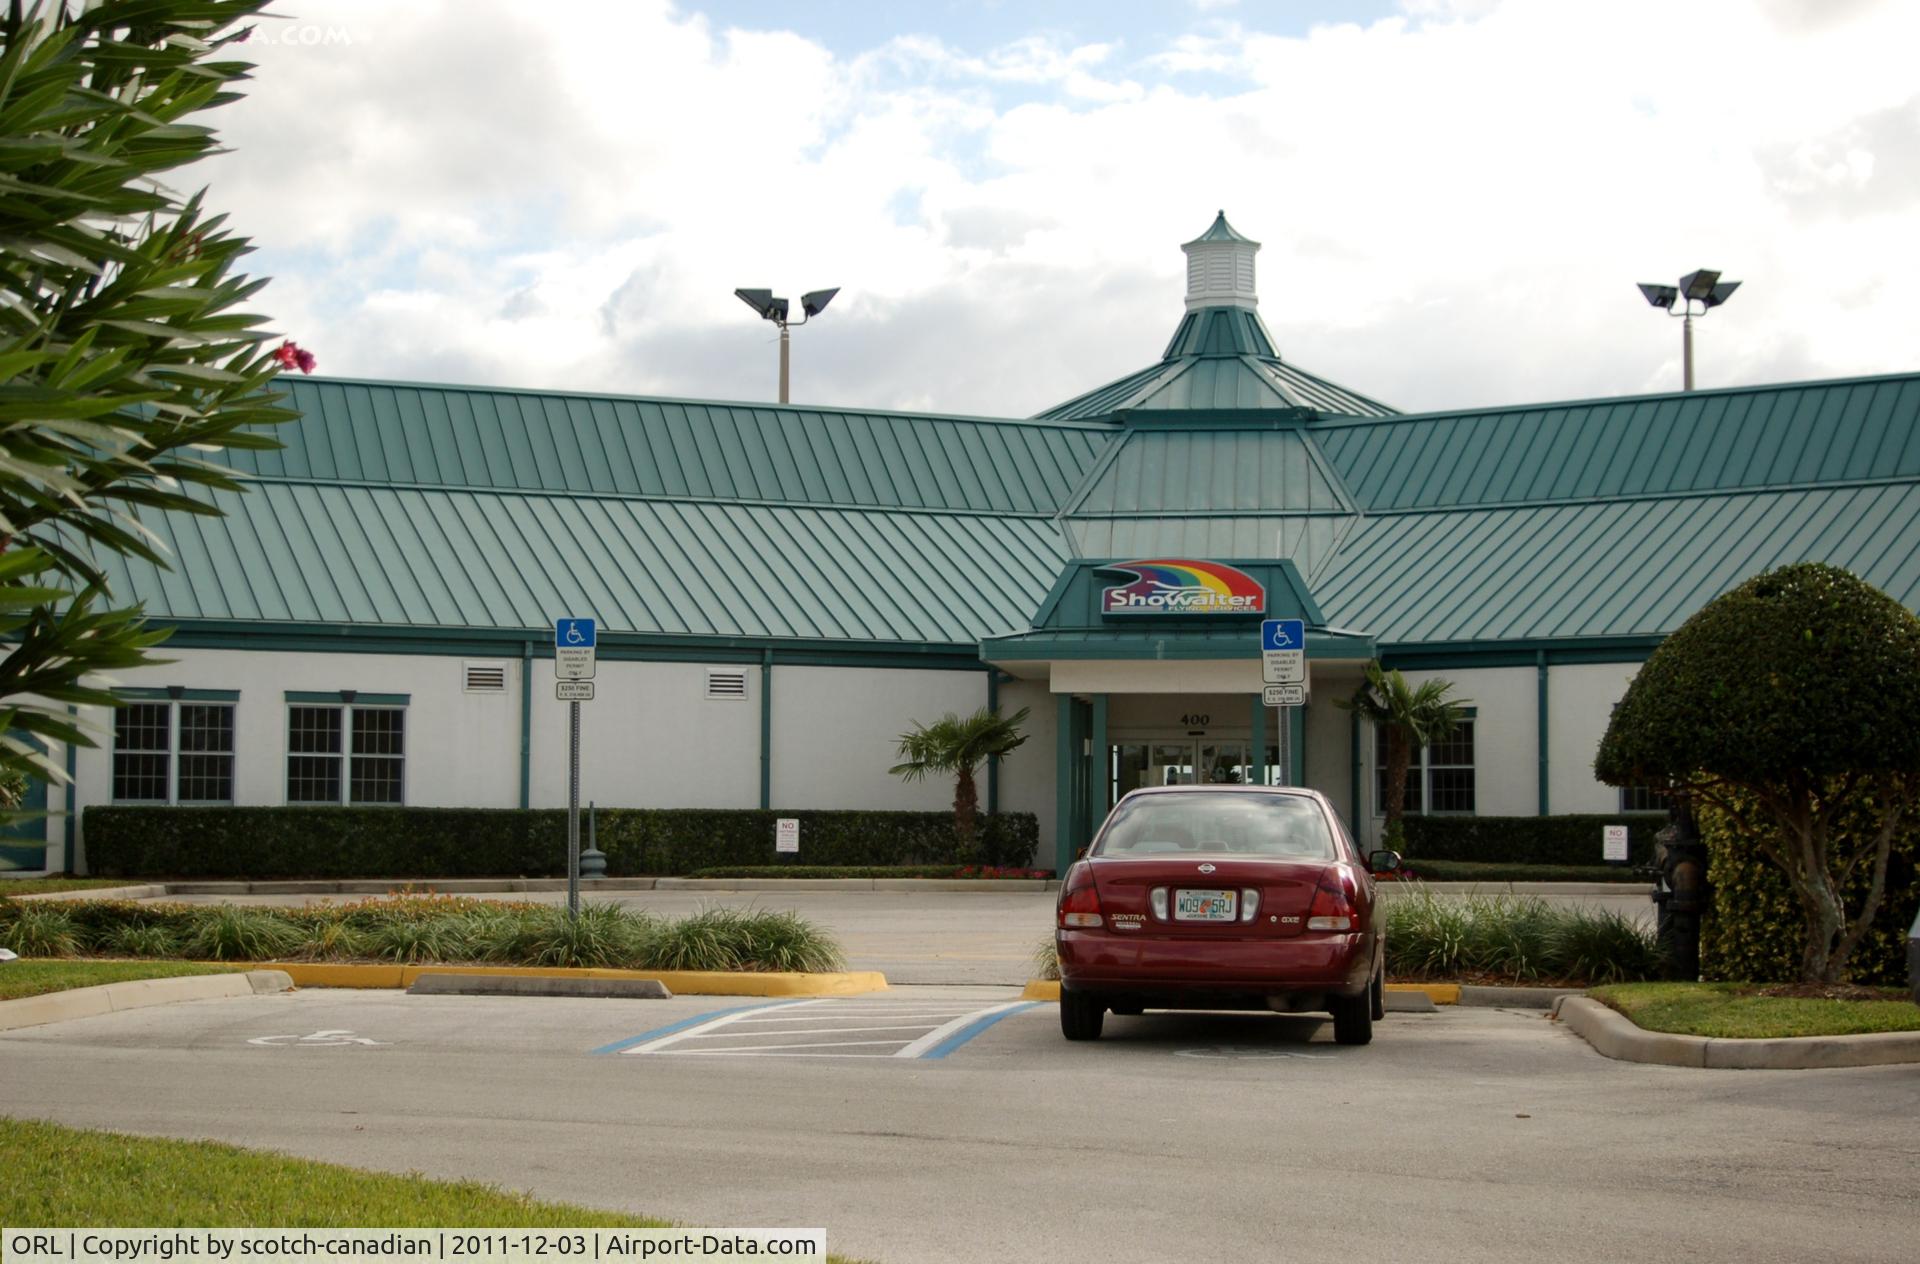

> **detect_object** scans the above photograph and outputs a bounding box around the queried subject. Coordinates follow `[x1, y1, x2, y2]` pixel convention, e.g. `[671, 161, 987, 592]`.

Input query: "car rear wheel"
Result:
[1332, 988, 1373, 1046]
[1060, 988, 1105, 1041]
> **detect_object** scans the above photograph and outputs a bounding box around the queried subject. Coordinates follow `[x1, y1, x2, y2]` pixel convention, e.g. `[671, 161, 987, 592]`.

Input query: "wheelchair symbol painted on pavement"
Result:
[248, 1029, 389, 1047]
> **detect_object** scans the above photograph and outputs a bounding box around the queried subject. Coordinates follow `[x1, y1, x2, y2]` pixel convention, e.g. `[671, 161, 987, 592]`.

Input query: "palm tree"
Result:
[1338, 661, 1470, 849]
[890, 706, 1031, 851]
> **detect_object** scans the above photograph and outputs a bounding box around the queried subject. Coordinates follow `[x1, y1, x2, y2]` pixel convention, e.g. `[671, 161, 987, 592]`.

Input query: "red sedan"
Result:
[1055, 784, 1398, 1045]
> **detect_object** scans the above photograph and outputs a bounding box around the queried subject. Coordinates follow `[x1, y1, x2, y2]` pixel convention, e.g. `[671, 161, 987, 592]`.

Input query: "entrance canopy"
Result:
[981, 557, 1376, 678]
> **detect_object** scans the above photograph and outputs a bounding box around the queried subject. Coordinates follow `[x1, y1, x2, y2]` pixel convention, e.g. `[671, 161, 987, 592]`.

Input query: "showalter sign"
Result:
[1099, 559, 1265, 617]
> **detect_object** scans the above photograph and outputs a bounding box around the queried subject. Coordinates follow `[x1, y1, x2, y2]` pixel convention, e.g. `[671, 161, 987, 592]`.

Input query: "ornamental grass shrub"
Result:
[1384, 888, 1661, 985]
[0, 897, 846, 974]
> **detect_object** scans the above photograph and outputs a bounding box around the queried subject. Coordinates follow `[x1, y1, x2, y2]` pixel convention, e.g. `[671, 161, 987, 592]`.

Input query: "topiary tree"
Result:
[1596, 563, 1920, 983]
[889, 706, 1030, 854]
[1338, 661, 1469, 850]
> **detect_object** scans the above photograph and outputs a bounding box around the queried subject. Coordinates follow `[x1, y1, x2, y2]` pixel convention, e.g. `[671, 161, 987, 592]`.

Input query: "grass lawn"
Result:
[0, 960, 247, 1002]
[1591, 982, 1920, 1039]
[0, 877, 138, 898]
[1, 1119, 868, 1262]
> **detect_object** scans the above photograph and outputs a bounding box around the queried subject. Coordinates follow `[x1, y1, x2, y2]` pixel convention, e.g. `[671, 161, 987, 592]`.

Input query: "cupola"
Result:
[1182, 210, 1259, 311]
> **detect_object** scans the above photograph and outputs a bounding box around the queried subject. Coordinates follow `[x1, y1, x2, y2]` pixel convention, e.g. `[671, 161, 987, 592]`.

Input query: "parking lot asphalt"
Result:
[4, 986, 1917, 1264]
[144, 886, 1656, 985]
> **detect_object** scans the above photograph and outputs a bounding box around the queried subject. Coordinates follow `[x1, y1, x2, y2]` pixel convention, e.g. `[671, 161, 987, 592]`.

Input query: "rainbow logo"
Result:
[1099, 559, 1266, 616]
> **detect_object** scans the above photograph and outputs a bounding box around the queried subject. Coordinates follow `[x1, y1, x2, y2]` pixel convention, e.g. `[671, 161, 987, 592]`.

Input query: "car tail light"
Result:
[1306, 867, 1358, 931]
[1239, 888, 1261, 922]
[1060, 870, 1103, 928]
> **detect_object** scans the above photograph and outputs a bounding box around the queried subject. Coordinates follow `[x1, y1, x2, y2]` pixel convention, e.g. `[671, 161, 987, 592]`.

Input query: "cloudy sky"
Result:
[204, 0, 1919, 417]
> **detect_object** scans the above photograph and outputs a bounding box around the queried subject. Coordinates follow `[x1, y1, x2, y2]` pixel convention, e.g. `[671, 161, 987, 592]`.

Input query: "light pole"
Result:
[734, 286, 839, 404]
[1638, 269, 1740, 391]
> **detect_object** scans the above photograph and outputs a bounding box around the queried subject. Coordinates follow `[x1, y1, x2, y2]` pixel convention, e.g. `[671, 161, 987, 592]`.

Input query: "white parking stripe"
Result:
[619, 996, 1034, 1060]
[893, 1002, 1034, 1058]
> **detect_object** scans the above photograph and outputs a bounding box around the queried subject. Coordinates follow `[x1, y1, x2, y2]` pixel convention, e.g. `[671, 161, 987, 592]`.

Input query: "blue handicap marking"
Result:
[1261, 618, 1305, 651]
[555, 617, 596, 648]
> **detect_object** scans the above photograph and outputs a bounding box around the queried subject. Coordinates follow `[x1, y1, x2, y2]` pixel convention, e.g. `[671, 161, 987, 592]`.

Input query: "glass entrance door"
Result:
[1111, 739, 1265, 800]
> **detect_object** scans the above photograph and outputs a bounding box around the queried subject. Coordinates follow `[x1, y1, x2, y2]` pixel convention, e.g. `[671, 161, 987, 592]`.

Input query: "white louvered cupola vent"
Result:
[706, 669, 749, 700]
[463, 661, 508, 693]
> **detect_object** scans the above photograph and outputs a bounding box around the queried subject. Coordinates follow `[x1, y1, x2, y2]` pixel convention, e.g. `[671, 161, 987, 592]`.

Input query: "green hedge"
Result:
[81, 807, 1040, 879]
[1398, 815, 1656, 867]
[1700, 797, 1918, 986]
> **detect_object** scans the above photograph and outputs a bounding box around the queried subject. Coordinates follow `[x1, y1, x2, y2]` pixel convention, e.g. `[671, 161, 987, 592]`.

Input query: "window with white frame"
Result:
[1374, 712, 1477, 816]
[285, 693, 407, 805]
[112, 691, 237, 804]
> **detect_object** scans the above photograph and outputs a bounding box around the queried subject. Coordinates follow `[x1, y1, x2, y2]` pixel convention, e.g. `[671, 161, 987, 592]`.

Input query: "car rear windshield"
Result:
[1094, 793, 1338, 860]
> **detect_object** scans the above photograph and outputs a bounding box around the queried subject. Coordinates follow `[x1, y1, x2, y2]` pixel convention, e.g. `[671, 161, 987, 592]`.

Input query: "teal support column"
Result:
[1250, 695, 1267, 785]
[759, 650, 774, 809]
[1289, 703, 1306, 788]
[1089, 694, 1109, 823]
[63, 705, 78, 874]
[518, 641, 533, 808]
[986, 670, 1000, 815]
[1054, 693, 1076, 873]
[1348, 708, 1362, 835]
[1536, 651, 1550, 816]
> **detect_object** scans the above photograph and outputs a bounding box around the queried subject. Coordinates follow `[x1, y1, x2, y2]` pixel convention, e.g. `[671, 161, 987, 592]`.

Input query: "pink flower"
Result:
[273, 340, 317, 374]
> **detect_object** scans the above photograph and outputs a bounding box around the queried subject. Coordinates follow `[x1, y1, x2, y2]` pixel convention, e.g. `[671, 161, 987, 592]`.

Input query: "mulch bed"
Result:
[1746, 983, 1907, 1002]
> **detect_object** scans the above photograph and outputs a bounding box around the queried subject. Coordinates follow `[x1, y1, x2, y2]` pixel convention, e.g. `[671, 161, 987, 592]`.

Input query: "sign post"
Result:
[1260, 619, 1306, 786]
[555, 618, 597, 917]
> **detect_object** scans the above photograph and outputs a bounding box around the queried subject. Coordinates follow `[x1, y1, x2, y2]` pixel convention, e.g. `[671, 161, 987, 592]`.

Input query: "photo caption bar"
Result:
[1, 1231, 826, 1264]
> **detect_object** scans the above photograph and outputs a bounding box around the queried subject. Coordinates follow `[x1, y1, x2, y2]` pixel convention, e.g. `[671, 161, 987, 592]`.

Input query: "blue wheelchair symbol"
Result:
[1261, 619, 1304, 651]
[555, 618, 596, 648]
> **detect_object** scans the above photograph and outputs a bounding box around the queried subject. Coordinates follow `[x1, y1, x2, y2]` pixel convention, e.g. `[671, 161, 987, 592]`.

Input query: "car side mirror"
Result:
[1367, 849, 1401, 875]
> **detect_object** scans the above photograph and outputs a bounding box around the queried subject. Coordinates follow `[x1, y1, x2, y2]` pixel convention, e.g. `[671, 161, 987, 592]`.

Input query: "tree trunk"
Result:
[953, 765, 979, 857]
[1383, 728, 1411, 845]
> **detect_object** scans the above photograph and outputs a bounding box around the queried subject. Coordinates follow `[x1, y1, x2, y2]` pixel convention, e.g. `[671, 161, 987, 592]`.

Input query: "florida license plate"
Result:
[1175, 888, 1237, 921]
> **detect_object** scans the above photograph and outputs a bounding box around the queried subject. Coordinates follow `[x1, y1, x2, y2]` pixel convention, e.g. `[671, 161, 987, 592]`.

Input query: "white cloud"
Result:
[207, 0, 1920, 415]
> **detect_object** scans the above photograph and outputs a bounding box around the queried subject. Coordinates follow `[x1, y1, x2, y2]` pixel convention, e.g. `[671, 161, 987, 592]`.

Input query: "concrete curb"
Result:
[1387, 983, 1460, 1004]
[273, 961, 888, 997]
[1555, 995, 1920, 1069]
[15, 884, 169, 902]
[0, 968, 292, 1033]
[1379, 882, 1654, 897]
[1458, 985, 1586, 1009]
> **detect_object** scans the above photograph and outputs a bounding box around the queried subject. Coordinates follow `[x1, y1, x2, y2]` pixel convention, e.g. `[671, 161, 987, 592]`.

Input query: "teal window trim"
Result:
[284, 691, 411, 706]
[1371, 707, 1478, 818]
[285, 698, 408, 806]
[114, 687, 240, 702]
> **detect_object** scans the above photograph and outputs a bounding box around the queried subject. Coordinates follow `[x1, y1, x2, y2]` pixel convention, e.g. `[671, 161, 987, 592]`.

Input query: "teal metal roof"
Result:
[1315, 373, 1920, 510]
[1306, 482, 1920, 643]
[1066, 429, 1352, 514]
[1184, 211, 1257, 246]
[1036, 307, 1398, 421]
[232, 378, 1111, 516]
[98, 482, 1071, 645]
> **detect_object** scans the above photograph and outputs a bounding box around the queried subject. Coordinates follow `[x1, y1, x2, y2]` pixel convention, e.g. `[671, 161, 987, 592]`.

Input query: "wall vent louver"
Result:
[463, 661, 508, 693]
[706, 669, 749, 700]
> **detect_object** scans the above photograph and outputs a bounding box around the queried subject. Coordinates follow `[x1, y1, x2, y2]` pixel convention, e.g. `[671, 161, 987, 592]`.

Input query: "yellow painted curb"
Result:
[1387, 983, 1460, 1005]
[268, 962, 888, 997]
[1021, 979, 1061, 1001]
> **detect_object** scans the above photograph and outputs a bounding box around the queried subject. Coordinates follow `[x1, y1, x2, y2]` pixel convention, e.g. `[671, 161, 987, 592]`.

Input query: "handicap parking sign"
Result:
[555, 618, 596, 648]
[1261, 619, 1304, 651]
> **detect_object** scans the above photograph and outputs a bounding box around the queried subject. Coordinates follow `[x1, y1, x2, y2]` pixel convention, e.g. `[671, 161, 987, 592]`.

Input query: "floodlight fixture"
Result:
[733, 281, 841, 403]
[1637, 267, 1741, 391]
[1678, 269, 1722, 302]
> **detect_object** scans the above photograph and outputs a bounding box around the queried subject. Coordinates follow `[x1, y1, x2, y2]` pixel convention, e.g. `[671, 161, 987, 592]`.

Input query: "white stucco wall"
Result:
[527, 658, 760, 811]
[1304, 700, 1354, 832]
[767, 665, 989, 811]
[994, 676, 1057, 852]
[1547, 662, 1644, 814]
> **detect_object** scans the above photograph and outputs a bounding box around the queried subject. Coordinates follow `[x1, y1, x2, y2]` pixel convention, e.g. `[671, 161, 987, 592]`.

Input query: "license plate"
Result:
[1175, 888, 1237, 922]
